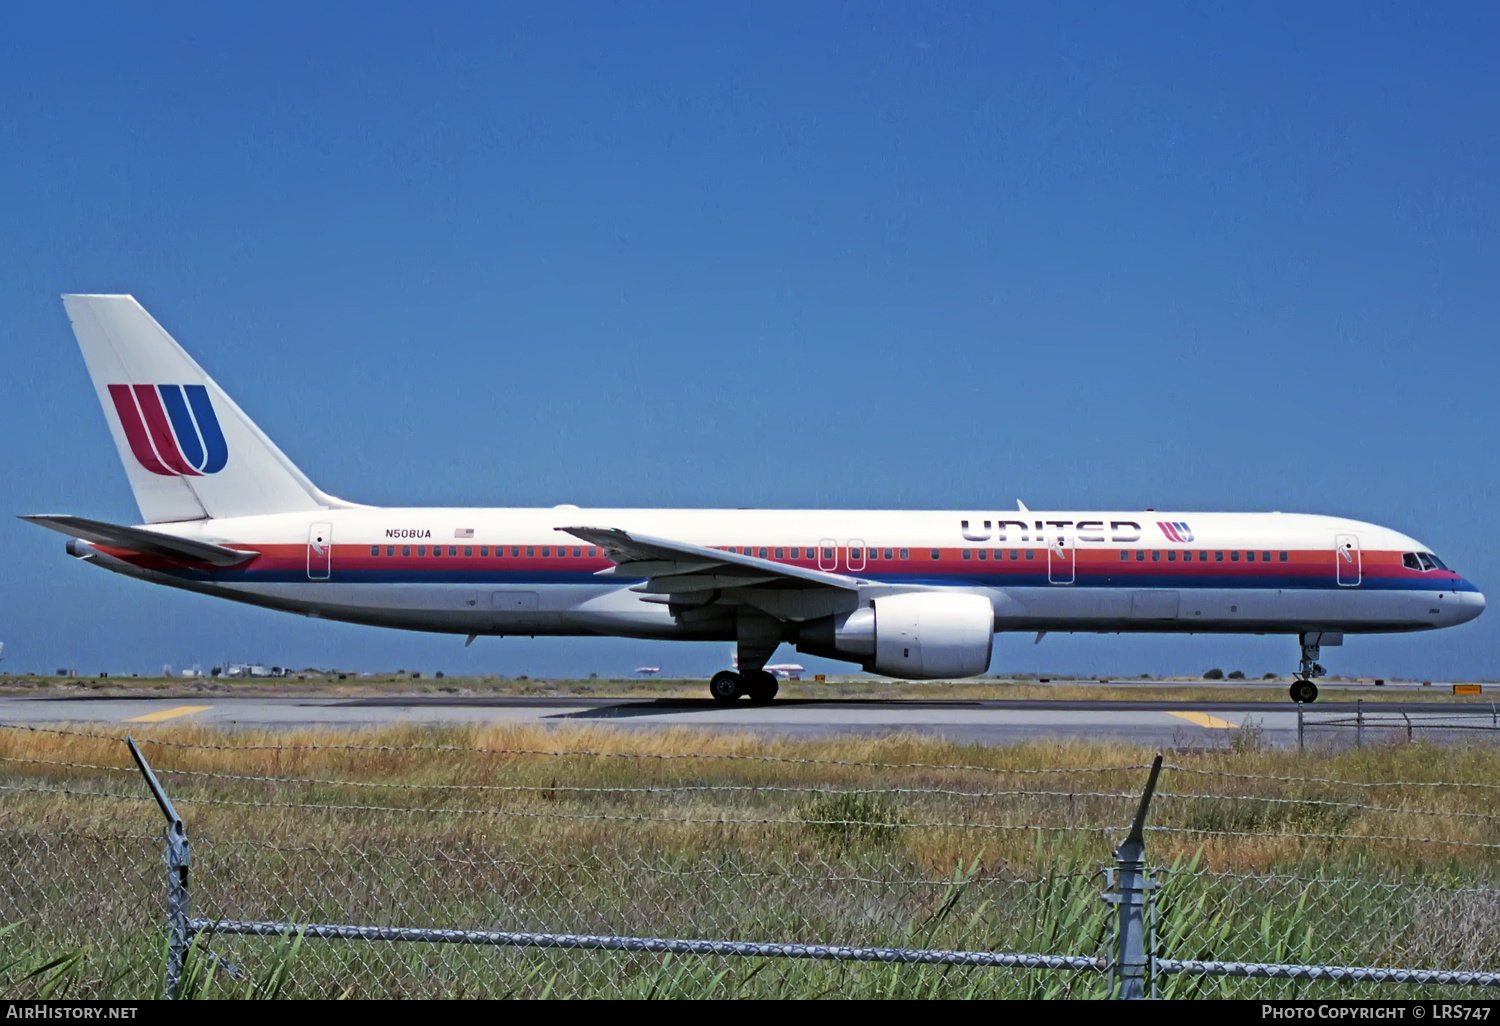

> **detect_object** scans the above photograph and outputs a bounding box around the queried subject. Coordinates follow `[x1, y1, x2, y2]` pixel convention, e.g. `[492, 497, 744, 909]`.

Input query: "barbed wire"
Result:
[1161, 763, 1500, 792]
[7, 754, 1499, 824]
[8, 780, 1500, 852]
[0, 755, 1147, 803]
[1142, 824, 1500, 852]
[0, 782, 1117, 833]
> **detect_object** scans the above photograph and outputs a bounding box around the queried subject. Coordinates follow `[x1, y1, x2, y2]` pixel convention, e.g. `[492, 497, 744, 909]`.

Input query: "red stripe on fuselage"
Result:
[107, 384, 175, 476]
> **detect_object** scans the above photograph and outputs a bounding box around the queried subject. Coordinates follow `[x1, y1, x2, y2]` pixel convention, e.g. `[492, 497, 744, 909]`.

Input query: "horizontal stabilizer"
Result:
[21, 514, 259, 567]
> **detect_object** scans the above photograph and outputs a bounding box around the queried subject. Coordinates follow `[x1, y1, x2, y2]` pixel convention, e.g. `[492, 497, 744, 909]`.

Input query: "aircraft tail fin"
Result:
[61, 294, 357, 523]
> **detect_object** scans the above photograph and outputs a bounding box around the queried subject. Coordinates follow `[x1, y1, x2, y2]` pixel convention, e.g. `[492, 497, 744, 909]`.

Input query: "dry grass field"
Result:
[3, 722, 1498, 997]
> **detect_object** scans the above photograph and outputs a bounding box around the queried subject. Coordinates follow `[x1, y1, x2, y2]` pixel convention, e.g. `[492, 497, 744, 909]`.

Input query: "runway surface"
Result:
[3, 693, 1495, 747]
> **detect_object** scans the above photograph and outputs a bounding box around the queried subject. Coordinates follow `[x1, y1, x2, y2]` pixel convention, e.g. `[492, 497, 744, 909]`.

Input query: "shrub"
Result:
[798, 792, 899, 851]
[1202, 668, 1225, 680]
[1227, 670, 1245, 680]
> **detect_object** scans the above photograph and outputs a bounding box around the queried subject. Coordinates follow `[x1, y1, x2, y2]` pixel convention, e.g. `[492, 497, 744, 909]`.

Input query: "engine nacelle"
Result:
[797, 592, 995, 680]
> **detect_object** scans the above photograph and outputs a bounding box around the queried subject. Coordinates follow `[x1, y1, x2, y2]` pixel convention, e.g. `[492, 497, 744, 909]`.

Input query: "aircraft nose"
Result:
[1456, 585, 1485, 624]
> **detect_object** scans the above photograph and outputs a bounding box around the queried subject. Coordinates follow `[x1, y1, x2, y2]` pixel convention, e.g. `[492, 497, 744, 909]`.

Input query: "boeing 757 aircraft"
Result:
[25, 296, 1484, 704]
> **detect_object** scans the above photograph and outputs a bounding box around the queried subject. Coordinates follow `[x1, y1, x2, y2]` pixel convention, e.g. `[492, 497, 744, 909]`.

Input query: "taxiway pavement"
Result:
[2, 694, 1492, 747]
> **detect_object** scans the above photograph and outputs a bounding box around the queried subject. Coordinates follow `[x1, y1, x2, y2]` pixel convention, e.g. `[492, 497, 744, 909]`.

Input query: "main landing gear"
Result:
[708, 669, 779, 704]
[1290, 632, 1328, 704]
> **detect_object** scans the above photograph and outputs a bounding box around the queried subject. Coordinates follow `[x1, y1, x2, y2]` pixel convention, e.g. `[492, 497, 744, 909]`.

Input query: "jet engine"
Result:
[797, 592, 995, 680]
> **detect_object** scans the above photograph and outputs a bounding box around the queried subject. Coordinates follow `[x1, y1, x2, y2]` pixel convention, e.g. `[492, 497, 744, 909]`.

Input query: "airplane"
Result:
[24, 295, 1485, 705]
[732, 653, 804, 680]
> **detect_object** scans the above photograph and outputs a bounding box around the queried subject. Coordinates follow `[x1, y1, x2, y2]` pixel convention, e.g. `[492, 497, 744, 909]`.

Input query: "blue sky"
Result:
[2, 3, 1497, 680]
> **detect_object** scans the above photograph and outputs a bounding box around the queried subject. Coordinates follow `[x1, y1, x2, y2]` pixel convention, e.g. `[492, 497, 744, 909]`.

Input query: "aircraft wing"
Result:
[21, 514, 260, 567]
[556, 526, 861, 594]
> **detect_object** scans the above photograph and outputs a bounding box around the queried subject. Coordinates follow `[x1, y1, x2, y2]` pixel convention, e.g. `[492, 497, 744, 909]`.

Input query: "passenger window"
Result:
[588, 547, 596, 557]
[526, 547, 535, 557]
[867, 548, 877, 560]
[512, 547, 521, 557]
[790, 548, 800, 559]
[1246, 551, 1255, 562]
[418, 546, 426, 556]
[978, 550, 987, 560]
[884, 548, 893, 560]
[464, 546, 473, 557]
[1199, 551, 1208, 561]
[758, 547, 768, 558]
[1135, 550, 1145, 562]
[824, 548, 836, 560]
[402, 546, 411, 557]
[433, 546, 441, 558]
[573, 547, 581, 557]
[1231, 551, 1240, 562]
[1026, 550, 1035, 560]
[479, 546, 488, 557]
[370, 545, 379, 556]
[962, 549, 971, 560]
[444, 546, 453, 556]
[1120, 551, 1129, 562]
[1168, 551, 1177, 562]
[931, 550, 940, 560]
[900, 549, 909, 560]
[387, 546, 395, 556]
[993, 550, 1003, 560]
[1279, 552, 1288, 562]
[775, 548, 784, 559]
[1152, 551, 1160, 562]
[1215, 552, 1224, 562]
[1183, 551, 1192, 562]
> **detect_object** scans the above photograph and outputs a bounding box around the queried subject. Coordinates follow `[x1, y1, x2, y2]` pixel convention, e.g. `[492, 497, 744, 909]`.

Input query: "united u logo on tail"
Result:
[1157, 521, 1195, 543]
[107, 384, 228, 476]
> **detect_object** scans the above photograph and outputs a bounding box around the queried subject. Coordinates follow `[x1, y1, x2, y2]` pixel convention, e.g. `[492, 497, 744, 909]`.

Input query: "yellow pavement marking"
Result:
[1168, 710, 1239, 730]
[124, 705, 211, 723]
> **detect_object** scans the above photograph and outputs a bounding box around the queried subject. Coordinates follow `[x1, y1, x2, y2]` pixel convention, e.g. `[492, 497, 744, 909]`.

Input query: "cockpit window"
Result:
[1405, 552, 1449, 572]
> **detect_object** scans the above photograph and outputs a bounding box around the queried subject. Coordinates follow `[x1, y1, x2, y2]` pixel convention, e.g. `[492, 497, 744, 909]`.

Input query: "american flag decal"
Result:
[455, 528, 474, 539]
[1157, 521, 1195, 543]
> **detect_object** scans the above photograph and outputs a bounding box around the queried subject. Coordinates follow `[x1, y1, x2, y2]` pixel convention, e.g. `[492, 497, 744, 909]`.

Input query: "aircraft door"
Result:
[307, 523, 332, 580]
[1335, 533, 1361, 587]
[1047, 526, 1075, 585]
[817, 538, 837, 572]
[847, 539, 866, 572]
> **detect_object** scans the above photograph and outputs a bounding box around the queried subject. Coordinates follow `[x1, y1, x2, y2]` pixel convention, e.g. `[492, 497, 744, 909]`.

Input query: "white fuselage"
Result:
[74, 507, 1484, 657]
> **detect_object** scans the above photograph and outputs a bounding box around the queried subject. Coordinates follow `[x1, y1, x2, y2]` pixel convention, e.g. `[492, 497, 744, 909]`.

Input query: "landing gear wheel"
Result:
[709, 670, 743, 703]
[743, 670, 779, 704]
[1290, 679, 1319, 704]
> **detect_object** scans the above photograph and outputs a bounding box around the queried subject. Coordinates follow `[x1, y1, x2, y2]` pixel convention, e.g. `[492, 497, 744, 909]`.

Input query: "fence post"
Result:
[1297, 702, 1304, 753]
[1110, 753, 1163, 1000]
[126, 736, 191, 998]
[1401, 709, 1412, 743]
[1356, 699, 1364, 749]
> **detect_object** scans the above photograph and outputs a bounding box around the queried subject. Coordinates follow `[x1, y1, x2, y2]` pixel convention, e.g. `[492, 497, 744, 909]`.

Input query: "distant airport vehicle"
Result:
[25, 296, 1485, 705]
[220, 663, 284, 678]
[635, 667, 661, 677]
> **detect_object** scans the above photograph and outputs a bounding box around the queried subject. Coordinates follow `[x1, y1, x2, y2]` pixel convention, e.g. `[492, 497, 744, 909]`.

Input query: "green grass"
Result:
[1, 723, 1498, 997]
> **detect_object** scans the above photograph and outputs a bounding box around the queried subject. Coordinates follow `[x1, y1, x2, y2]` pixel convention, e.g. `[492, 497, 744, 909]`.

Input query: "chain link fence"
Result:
[2, 723, 1499, 998]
